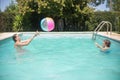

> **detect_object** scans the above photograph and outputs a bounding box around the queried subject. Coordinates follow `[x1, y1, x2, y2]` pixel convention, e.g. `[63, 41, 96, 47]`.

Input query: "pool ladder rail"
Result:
[92, 21, 112, 40]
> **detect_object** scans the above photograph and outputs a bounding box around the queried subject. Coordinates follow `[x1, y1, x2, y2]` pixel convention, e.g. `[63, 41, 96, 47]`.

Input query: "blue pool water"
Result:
[0, 33, 120, 80]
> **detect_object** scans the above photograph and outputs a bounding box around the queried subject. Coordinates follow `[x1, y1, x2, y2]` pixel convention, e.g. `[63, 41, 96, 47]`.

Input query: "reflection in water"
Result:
[15, 47, 31, 62]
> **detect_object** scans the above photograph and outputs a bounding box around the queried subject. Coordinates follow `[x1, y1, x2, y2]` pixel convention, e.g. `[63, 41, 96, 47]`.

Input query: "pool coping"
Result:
[0, 32, 120, 42]
[97, 32, 120, 42]
[0, 32, 21, 41]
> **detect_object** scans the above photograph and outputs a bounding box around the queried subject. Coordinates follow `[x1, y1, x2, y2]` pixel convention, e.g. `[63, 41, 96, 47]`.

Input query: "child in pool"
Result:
[13, 31, 39, 60]
[13, 31, 39, 49]
[95, 39, 111, 51]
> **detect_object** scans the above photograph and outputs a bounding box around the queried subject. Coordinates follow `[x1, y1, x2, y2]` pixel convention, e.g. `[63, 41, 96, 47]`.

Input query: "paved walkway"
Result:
[0, 32, 120, 41]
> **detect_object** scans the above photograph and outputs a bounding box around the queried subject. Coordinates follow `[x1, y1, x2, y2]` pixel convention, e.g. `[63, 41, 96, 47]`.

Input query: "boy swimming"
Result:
[95, 39, 111, 51]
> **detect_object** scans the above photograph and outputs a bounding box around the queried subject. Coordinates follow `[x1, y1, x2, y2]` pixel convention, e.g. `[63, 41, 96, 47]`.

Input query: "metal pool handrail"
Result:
[92, 21, 112, 40]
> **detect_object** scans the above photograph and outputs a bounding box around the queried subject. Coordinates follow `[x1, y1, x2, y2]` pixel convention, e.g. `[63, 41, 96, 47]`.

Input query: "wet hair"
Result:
[13, 34, 17, 42]
[104, 39, 111, 47]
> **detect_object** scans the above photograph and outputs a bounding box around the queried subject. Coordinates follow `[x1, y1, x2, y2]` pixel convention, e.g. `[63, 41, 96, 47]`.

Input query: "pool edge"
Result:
[0, 32, 120, 42]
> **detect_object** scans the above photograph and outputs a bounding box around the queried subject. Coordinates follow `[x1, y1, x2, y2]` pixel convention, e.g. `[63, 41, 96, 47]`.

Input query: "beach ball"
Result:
[40, 17, 55, 31]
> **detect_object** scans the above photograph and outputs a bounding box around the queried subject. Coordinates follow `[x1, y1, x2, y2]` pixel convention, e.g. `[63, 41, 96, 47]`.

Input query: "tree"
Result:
[89, 0, 105, 6]
[0, 12, 15, 32]
[16, 0, 120, 32]
[86, 11, 120, 31]
[5, 0, 18, 13]
[112, 0, 120, 11]
[90, 0, 120, 11]
[0, 1, 17, 32]
[62, 0, 94, 31]
[13, 14, 23, 31]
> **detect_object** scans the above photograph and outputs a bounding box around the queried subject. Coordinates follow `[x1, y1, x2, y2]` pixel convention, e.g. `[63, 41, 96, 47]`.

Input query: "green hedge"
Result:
[0, 12, 15, 32]
[87, 11, 120, 32]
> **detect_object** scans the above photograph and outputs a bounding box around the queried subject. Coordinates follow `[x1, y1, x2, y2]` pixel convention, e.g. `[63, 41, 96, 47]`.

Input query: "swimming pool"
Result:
[0, 33, 120, 80]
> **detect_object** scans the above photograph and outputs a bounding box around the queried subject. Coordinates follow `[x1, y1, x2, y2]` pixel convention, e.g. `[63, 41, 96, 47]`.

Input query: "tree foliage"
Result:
[112, 0, 120, 11]
[13, 14, 23, 31]
[90, 0, 120, 11]
[0, 0, 120, 32]
[0, 1, 17, 32]
[15, 0, 94, 31]
[90, 0, 105, 6]
[0, 12, 14, 32]
[87, 11, 120, 32]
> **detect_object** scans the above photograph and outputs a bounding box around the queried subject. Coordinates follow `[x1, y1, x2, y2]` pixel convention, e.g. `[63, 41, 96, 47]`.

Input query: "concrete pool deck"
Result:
[0, 32, 120, 41]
